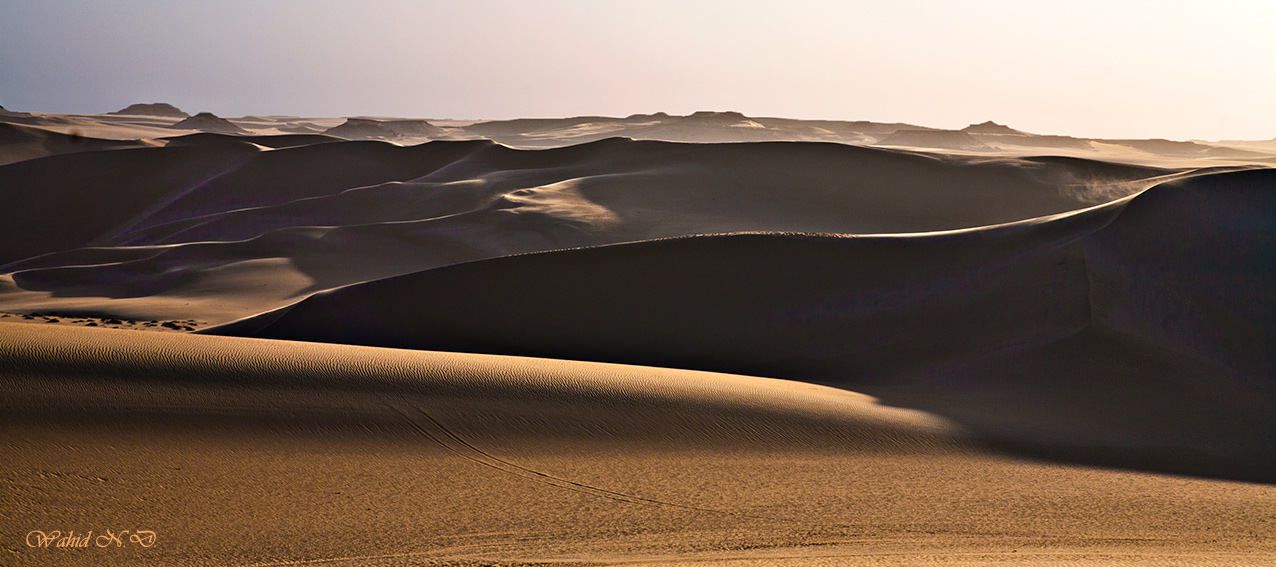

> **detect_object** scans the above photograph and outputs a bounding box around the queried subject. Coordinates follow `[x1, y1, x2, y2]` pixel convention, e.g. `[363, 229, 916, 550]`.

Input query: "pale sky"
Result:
[2, 0, 1273, 140]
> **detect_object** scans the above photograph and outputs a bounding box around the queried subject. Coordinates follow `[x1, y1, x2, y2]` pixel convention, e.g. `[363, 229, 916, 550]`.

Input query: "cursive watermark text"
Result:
[25, 529, 156, 548]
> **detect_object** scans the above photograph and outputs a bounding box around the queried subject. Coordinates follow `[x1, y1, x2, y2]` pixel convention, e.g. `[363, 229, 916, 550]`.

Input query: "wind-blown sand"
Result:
[1, 109, 1273, 565]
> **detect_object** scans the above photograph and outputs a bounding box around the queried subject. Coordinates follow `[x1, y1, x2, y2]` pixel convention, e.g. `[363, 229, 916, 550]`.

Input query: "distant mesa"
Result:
[961, 121, 1025, 135]
[323, 118, 443, 141]
[110, 103, 190, 118]
[168, 112, 251, 135]
[876, 129, 991, 151]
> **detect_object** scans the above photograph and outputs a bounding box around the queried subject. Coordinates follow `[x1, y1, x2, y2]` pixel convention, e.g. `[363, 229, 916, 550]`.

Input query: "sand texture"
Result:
[1, 109, 1274, 565]
[4, 324, 1274, 566]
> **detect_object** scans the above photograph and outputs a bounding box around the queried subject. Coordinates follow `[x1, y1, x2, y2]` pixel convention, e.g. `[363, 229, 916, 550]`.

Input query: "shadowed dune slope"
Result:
[161, 131, 344, 148]
[105, 139, 494, 236]
[0, 139, 493, 268]
[213, 169, 1276, 482]
[0, 142, 263, 266]
[1, 138, 1183, 323]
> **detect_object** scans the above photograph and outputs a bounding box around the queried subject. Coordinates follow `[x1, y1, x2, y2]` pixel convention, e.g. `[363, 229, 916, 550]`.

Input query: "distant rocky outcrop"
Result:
[110, 103, 189, 118]
[961, 121, 1025, 135]
[681, 111, 765, 128]
[168, 112, 250, 135]
[323, 118, 443, 141]
[323, 118, 403, 141]
[380, 119, 445, 137]
[624, 112, 671, 122]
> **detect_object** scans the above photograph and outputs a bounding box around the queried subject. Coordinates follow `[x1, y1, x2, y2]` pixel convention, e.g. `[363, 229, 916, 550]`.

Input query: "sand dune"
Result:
[0, 122, 154, 166]
[160, 131, 343, 148]
[2, 109, 1274, 565]
[0, 136, 1187, 324]
[0, 141, 263, 266]
[4, 323, 1274, 566]
[213, 169, 1276, 482]
[0, 139, 487, 264]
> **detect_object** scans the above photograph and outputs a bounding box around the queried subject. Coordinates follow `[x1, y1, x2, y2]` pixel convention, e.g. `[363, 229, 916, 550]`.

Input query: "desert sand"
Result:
[1, 107, 1273, 566]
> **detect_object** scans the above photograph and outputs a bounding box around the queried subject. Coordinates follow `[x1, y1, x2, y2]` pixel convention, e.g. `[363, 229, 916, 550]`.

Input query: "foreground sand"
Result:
[2, 323, 1273, 566]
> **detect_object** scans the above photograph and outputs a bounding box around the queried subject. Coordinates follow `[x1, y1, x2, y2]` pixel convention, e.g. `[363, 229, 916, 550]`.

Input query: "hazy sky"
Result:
[2, 0, 1273, 140]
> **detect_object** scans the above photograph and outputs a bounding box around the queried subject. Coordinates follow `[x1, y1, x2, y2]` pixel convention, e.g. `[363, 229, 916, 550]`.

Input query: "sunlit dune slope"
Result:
[3, 323, 1274, 566]
[0, 122, 154, 166]
[0, 323, 960, 451]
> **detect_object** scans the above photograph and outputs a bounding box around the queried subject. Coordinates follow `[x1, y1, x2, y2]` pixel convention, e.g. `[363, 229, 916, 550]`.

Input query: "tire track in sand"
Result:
[389, 401, 776, 521]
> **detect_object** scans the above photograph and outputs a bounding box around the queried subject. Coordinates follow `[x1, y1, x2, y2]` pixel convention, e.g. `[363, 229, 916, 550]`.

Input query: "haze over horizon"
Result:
[2, 0, 1274, 141]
